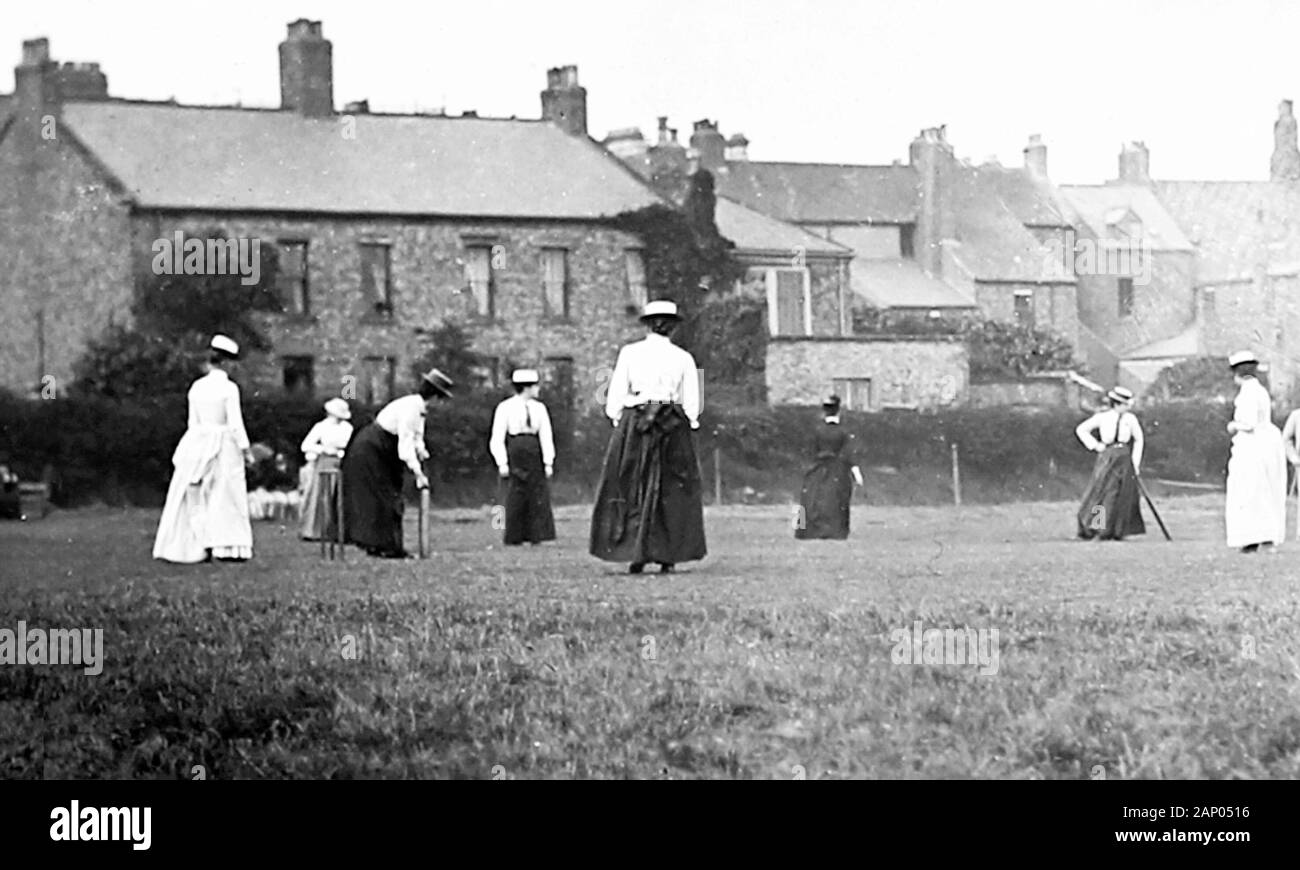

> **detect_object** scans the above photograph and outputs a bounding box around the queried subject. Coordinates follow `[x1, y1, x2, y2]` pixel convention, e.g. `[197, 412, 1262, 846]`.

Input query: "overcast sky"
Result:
[6, 0, 1297, 184]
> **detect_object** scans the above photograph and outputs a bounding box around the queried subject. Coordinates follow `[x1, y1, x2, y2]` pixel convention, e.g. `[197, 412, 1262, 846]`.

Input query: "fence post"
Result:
[951, 442, 962, 507]
[714, 445, 723, 506]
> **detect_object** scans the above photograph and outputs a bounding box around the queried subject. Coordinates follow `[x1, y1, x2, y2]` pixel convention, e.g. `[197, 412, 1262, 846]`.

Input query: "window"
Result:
[766, 268, 812, 336]
[542, 248, 569, 319]
[359, 243, 392, 317]
[278, 241, 309, 316]
[282, 355, 315, 395]
[1014, 290, 1034, 327]
[899, 224, 916, 259]
[625, 249, 647, 311]
[361, 356, 395, 406]
[465, 247, 494, 318]
[1117, 277, 1134, 317]
[832, 378, 873, 412]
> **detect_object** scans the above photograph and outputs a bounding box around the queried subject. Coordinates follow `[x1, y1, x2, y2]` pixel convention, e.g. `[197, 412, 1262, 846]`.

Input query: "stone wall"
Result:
[967, 375, 1086, 409]
[125, 212, 647, 410]
[1074, 246, 1196, 355]
[0, 122, 134, 395]
[766, 335, 967, 408]
[973, 280, 1079, 346]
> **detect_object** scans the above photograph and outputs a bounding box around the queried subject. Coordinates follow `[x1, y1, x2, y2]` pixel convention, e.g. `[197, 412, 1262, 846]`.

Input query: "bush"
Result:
[1147, 356, 1238, 403]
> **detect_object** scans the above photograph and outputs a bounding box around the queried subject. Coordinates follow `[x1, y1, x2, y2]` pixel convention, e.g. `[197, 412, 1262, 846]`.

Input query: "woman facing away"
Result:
[299, 397, 353, 541]
[1075, 386, 1146, 541]
[795, 394, 863, 540]
[1224, 351, 1287, 553]
[153, 334, 255, 564]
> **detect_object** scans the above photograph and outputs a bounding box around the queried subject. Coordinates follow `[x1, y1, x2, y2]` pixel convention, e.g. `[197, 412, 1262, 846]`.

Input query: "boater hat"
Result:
[511, 368, 540, 386]
[420, 368, 455, 398]
[639, 299, 682, 322]
[1106, 386, 1134, 405]
[210, 334, 240, 358]
[324, 398, 351, 420]
[1228, 350, 1259, 368]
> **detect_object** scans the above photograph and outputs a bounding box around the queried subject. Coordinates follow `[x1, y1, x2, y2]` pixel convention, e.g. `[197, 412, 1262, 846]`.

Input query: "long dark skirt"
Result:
[796, 454, 853, 540]
[1077, 444, 1145, 540]
[341, 423, 406, 554]
[503, 434, 556, 545]
[589, 403, 707, 565]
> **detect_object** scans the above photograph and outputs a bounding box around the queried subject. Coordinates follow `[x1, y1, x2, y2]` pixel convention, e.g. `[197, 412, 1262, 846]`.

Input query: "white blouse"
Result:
[1232, 378, 1273, 434]
[1076, 408, 1145, 470]
[301, 418, 354, 462]
[605, 333, 701, 429]
[375, 394, 430, 475]
[187, 369, 250, 450]
[489, 395, 556, 471]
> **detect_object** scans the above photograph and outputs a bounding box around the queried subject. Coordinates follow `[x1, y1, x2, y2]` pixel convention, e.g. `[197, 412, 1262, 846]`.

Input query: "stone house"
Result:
[0, 22, 662, 423]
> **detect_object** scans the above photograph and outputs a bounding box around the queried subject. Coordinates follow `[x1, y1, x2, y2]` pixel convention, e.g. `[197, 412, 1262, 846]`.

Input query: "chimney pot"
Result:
[1023, 133, 1048, 177]
[540, 64, 586, 136]
[21, 38, 50, 66]
[343, 99, 369, 114]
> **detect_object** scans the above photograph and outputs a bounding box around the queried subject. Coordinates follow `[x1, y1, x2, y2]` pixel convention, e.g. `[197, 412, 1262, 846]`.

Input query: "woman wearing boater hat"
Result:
[590, 299, 707, 573]
[488, 368, 557, 545]
[1075, 386, 1146, 541]
[341, 368, 454, 558]
[795, 394, 863, 540]
[1225, 351, 1286, 553]
[299, 397, 353, 541]
[153, 334, 255, 563]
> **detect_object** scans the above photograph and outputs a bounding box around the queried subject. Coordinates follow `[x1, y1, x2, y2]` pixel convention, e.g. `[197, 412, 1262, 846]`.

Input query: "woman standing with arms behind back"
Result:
[1075, 386, 1145, 541]
[153, 334, 254, 563]
[1225, 351, 1287, 553]
[795, 394, 863, 540]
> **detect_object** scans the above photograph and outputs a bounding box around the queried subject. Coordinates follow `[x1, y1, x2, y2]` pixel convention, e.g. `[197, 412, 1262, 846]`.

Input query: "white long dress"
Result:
[1225, 377, 1287, 548]
[152, 369, 254, 562]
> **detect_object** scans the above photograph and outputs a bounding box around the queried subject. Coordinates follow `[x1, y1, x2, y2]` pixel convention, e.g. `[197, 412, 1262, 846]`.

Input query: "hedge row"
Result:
[0, 391, 1238, 508]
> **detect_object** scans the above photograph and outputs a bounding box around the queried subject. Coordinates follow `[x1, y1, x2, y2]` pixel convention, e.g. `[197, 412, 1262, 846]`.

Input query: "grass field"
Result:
[2, 493, 1299, 779]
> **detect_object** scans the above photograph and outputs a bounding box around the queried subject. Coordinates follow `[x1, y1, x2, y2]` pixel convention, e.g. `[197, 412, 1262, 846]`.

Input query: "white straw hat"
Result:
[210, 334, 240, 357]
[324, 398, 351, 420]
[1228, 350, 1259, 367]
[639, 299, 681, 321]
[511, 369, 540, 385]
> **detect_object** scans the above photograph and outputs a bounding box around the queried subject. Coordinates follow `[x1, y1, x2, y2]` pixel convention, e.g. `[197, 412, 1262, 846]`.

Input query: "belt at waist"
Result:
[505, 432, 540, 439]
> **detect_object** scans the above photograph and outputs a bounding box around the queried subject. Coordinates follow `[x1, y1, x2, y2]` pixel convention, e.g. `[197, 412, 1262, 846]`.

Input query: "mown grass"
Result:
[2, 495, 1299, 779]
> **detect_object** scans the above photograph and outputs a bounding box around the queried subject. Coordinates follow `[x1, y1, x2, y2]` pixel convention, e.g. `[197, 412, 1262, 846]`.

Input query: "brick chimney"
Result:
[279, 19, 333, 117]
[909, 125, 955, 276]
[725, 133, 749, 162]
[13, 38, 108, 116]
[1117, 141, 1150, 184]
[541, 65, 587, 136]
[689, 119, 727, 171]
[647, 117, 691, 205]
[1023, 133, 1047, 178]
[1271, 99, 1300, 182]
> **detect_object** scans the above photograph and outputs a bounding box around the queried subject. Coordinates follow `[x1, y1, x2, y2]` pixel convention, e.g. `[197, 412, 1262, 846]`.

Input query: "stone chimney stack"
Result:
[725, 133, 749, 162]
[1117, 141, 1150, 184]
[646, 116, 691, 205]
[279, 19, 333, 117]
[689, 119, 727, 171]
[1023, 133, 1048, 178]
[909, 125, 954, 276]
[1271, 99, 1300, 182]
[541, 65, 587, 136]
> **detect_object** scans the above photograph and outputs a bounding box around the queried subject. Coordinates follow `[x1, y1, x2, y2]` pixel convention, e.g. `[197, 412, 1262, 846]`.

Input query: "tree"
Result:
[1147, 356, 1237, 402]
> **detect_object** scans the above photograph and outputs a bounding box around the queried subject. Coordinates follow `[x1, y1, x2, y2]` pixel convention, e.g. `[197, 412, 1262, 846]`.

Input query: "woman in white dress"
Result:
[299, 398, 353, 541]
[1224, 351, 1287, 553]
[152, 335, 255, 563]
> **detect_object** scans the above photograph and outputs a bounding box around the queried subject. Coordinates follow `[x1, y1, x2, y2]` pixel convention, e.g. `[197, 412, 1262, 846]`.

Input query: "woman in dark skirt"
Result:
[795, 395, 864, 540]
[341, 368, 454, 557]
[590, 300, 707, 573]
[489, 369, 557, 545]
[1075, 386, 1146, 541]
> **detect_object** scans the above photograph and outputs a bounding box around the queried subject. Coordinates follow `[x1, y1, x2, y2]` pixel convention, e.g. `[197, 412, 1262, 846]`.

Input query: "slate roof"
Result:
[1154, 180, 1300, 282]
[851, 258, 978, 309]
[714, 196, 850, 258]
[715, 161, 919, 224]
[54, 101, 662, 219]
[1061, 183, 1194, 250]
[973, 164, 1074, 228]
[947, 163, 1075, 283]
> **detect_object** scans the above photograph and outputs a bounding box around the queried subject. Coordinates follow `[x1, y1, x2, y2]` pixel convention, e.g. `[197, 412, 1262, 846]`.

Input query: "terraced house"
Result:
[0, 21, 661, 415]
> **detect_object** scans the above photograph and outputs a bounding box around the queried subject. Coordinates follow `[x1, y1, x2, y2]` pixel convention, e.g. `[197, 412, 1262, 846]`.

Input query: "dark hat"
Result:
[822, 394, 842, 409]
[420, 368, 455, 398]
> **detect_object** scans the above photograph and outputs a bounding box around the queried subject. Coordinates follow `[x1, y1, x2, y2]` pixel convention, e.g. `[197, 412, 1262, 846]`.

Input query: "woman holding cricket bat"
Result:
[1075, 386, 1146, 541]
[1224, 351, 1286, 553]
[340, 368, 454, 558]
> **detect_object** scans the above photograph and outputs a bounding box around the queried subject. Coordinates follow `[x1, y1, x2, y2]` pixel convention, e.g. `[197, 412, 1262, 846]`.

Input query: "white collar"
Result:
[824, 416, 841, 424]
[644, 332, 672, 345]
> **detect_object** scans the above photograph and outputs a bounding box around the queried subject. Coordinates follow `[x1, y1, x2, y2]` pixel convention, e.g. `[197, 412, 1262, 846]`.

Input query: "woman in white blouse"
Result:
[341, 368, 453, 558]
[1225, 351, 1287, 552]
[153, 335, 255, 563]
[299, 398, 354, 541]
[1075, 386, 1146, 541]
